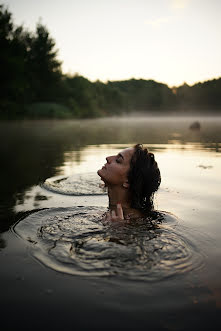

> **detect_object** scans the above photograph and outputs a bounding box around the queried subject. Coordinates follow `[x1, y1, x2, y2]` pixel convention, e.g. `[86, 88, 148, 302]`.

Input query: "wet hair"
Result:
[128, 144, 161, 213]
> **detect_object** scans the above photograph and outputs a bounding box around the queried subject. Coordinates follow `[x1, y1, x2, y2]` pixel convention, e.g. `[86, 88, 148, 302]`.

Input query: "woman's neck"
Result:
[107, 186, 144, 218]
[107, 186, 130, 207]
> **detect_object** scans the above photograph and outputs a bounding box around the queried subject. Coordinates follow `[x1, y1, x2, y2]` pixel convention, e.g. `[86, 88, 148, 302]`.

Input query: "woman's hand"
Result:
[105, 203, 124, 221]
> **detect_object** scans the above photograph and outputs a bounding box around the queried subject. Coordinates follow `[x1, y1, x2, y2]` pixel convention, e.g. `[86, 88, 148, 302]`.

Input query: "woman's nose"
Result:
[106, 156, 112, 163]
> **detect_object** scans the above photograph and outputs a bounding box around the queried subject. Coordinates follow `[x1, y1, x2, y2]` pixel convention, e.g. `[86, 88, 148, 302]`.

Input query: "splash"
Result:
[42, 173, 106, 196]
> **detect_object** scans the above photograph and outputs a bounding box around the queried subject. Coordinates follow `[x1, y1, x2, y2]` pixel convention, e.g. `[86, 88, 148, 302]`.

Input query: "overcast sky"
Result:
[4, 0, 221, 86]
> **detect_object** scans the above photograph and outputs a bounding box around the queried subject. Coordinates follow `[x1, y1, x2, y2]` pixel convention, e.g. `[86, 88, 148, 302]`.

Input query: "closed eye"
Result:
[116, 153, 124, 163]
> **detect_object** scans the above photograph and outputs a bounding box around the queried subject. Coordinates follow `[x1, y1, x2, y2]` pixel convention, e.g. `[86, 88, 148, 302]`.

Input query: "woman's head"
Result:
[98, 144, 161, 212]
[97, 147, 134, 187]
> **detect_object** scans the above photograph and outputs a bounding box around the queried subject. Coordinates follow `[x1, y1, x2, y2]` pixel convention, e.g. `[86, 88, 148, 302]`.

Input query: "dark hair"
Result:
[128, 144, 161, 213]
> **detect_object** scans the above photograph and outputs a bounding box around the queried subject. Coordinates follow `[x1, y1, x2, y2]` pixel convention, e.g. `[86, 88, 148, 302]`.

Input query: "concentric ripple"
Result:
[13, 207, 204, 281]
[42, 173, 106, 195]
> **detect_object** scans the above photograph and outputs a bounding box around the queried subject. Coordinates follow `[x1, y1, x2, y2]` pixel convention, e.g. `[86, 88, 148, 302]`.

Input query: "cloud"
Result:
[171, 0, 190, 9]
[145, 17, 170, 28]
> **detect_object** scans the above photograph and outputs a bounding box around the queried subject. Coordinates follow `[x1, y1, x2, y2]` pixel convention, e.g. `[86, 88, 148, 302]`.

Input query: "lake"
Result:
[1, 116, 221, 330]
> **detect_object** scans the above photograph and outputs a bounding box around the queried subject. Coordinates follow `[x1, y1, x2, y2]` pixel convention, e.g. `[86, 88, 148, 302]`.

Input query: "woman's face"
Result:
[97, 147, 135, 186]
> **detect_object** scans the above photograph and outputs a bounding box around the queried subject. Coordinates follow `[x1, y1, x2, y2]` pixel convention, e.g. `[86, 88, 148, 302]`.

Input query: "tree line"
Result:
[1, 4, 221, 119]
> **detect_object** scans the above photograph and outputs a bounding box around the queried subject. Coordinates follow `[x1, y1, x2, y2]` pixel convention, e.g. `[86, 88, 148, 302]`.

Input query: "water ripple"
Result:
[42, 173, 106, 195]
[13, 207, 204, 281]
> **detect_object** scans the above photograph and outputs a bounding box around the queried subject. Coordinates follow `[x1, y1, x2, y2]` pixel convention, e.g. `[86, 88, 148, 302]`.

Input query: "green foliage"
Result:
[0, 4, 63, 117]
[1, 4, 221, 119]
[24, 22, 62, 103]
[25, 103, 73, 119]
[107, 79, 175, 111]
[0, 5, 26, 114]
[93, 81, 125, 115]
[64, 75, 101, 118]
[175, 78, 221, 111]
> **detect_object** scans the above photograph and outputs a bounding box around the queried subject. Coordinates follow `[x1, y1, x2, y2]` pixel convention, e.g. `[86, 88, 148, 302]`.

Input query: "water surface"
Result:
[14, 206, 204, 280]
[1, 116, 221, 330]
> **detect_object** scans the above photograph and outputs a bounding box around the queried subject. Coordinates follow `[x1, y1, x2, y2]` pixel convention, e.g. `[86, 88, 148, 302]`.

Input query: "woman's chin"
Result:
[97, 169, 106, 183]
[97, 169, 103, 178]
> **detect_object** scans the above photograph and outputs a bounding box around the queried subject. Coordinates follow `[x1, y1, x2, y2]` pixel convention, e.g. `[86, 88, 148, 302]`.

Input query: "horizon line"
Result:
[62, 72, 221, 88]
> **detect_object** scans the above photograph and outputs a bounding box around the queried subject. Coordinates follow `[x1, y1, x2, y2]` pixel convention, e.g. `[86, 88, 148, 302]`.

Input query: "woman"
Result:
[97, 144, 161, 221]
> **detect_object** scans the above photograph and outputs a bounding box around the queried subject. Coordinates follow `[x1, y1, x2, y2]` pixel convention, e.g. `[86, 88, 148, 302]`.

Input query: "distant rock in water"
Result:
[189, 121, 201, 130]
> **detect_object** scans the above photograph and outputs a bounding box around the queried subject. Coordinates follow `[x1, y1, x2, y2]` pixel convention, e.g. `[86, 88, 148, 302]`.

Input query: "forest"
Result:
[1, 4, 221, 119]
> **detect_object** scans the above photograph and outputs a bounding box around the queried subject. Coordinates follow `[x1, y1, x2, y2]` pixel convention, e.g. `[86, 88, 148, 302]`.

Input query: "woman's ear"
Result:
[122, 181, 129, 189]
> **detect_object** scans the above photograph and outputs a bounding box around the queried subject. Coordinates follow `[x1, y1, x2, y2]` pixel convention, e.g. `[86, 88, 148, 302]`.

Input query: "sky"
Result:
[3, 0, 221, 87]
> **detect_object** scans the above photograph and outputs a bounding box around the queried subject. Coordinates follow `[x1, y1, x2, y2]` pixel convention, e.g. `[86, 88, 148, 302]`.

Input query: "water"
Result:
[13, 206, 204, 280]
[1, 116, 221, 330]
[42, 173, 106, 195]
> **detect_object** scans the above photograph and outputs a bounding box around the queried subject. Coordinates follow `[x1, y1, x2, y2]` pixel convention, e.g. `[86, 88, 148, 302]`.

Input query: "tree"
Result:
[65, 75, 101, 117]
[24, 22, 62, 103]
[0, 5, 26, 116]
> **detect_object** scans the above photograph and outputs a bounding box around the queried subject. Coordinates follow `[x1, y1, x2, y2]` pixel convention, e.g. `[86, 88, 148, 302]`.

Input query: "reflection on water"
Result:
[13, 206, 204, 280]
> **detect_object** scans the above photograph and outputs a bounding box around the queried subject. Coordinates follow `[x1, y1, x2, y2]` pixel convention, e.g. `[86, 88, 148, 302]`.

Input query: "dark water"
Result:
[1, 117, 221, 330]
[13, 206, 204, 280]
